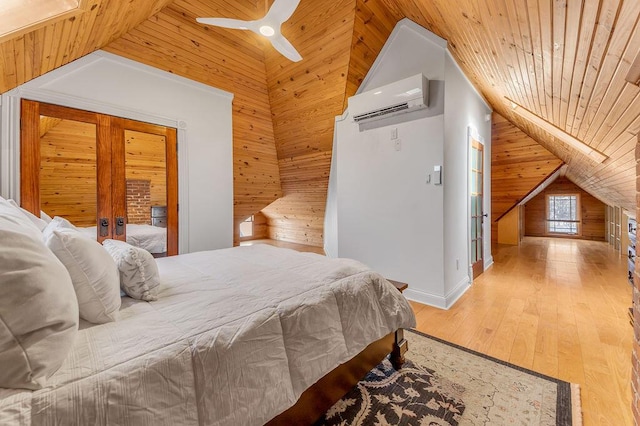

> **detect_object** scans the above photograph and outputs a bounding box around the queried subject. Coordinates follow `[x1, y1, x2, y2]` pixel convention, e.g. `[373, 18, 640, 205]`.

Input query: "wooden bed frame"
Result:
[266, 328, 408, 425]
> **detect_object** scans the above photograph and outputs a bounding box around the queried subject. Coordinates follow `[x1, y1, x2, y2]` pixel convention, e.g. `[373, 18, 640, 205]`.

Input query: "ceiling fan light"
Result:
[259, 25, 275, 37]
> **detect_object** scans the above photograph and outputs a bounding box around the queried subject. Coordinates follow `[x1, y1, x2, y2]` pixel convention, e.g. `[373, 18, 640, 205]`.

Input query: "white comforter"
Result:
[0, 245, 415, 426]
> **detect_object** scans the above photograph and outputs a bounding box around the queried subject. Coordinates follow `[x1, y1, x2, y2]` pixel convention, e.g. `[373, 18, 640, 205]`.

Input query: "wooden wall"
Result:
[524, 176, 606, 241]
[260, 0, 402, 246]
[497, 207, 520, 245]
[104, 0, 282, 244]
[491, 112, 564, 242]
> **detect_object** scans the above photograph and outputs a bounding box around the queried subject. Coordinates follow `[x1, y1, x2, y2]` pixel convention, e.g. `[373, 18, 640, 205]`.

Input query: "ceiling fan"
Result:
[196, 0, 302, 62]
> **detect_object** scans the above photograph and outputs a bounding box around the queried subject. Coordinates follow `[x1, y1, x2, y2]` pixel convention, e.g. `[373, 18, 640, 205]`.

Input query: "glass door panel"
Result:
[123, 128, 168, 256]
[470, 139, 484, 279]
[39, 117, 98, 227]
[21, 99, 178, 255]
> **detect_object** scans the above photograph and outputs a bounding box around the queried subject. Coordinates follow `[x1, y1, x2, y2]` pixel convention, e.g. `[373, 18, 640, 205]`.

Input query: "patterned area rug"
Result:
[316, 329, 581, 426]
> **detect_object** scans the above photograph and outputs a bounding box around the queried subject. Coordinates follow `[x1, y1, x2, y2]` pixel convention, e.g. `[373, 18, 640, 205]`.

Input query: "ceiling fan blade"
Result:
[269, 33, 302, 62]
[266, 0, 301, 24]
[196, 17, 253, 30]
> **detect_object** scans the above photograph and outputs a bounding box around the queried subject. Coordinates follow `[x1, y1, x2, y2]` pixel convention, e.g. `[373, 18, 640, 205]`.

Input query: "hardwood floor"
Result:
[250, 236, 633, 424]
[412, 237, 633, 426]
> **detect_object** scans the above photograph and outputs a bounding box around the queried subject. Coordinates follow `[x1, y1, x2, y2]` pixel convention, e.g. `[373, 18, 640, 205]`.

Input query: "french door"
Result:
[470, 138, 484, 279]
[20, 99, 178, 255]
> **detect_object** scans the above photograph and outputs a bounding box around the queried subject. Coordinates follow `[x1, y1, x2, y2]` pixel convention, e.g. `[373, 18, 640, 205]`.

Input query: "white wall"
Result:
[0, 51, 234, 253]
[336, 113, 446, 300]
[327, 19, 493, 309]
[443, 52, 493, 297]
[358, 19, 447, 91]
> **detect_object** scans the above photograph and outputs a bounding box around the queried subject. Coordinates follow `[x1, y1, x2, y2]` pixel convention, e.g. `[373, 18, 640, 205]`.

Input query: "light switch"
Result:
[391, 128, 398, 140]
[434, 165, 442, 185]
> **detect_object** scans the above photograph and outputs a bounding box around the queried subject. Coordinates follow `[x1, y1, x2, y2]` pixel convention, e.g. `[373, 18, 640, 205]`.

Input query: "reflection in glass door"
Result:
[39, 117, 98, 227]
[21, 100, 178, 255]
[122, 126, 169, 255]
[470, 138, 484, 279]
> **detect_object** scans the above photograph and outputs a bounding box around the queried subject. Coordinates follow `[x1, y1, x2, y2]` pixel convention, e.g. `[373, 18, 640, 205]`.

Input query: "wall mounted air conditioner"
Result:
[348, 73, 429, 123]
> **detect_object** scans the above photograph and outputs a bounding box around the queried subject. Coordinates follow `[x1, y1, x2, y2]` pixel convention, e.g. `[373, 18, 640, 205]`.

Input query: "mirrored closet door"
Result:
[20, 99, 178, 256]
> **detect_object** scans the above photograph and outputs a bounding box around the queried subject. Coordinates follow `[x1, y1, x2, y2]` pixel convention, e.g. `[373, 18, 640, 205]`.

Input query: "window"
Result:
[547, 195, 580, 235]
[239, 215, 254, 238]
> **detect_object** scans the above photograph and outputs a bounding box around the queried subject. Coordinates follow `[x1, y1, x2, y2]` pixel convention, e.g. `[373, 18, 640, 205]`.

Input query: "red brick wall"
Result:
[635, 140, 640, 425]
[126, 179, 151, 225]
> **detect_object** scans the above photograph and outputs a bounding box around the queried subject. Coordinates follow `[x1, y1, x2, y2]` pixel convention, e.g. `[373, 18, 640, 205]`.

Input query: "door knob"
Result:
[99, 218, 109, 237]
[116, 217, 125, 236]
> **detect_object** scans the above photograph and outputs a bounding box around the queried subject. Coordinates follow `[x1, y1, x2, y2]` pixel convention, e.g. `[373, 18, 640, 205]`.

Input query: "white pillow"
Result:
[0, 198, 43, 240]
[45, 228, 121, 324]
[42, 216, 79, 241]
[103, 239, 160, 301]
[40, 210, 53, 223]
[6, 199, 48, 231]
[0, 203, 79, 390]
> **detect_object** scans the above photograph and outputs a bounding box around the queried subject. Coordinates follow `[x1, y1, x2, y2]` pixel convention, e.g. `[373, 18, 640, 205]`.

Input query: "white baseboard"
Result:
[404, 276, 470, 310]
[484, 255, 494, 270]
[444, 276, 470, 308]
[403, 289, 448, 309]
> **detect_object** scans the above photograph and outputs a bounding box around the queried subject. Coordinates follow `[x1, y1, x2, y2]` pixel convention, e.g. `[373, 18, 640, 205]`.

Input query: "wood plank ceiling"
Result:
[383, 0, 640, 215]
[0, 0, 173, 92]
[2, 0, 640, 247]
[491, 112, 564, 242]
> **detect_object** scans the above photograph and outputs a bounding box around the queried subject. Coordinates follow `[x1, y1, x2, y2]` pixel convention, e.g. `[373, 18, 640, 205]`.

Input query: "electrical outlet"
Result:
[394, 139, 401, 151]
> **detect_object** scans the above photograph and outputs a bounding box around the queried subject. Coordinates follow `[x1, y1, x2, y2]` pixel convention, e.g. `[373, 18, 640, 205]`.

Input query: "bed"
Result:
[78, 223, 167, 254]
[0, 242, 415, 425]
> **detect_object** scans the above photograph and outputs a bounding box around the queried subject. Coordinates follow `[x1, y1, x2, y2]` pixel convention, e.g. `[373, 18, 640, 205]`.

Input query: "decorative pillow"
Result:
[45, 228, 121, 324]
[0, 198, 43, 241]
[0, 201, 79, 390]
[42, 216, 79, 240]
[6, 199, 48, 231]
[102, 239, 160, 301]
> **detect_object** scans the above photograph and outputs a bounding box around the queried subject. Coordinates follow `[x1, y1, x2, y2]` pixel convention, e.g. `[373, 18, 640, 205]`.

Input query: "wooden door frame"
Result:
[468, 127, 486, 281]
[20, 99, 179, 255]
[121, 118, 179, 256]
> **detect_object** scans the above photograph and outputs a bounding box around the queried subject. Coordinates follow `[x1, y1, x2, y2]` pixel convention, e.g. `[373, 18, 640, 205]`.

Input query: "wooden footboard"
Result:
[266, 329, 406, 425]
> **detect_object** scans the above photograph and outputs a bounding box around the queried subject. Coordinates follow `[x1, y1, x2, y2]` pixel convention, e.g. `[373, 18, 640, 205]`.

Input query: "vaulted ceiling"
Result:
[2, 0, 639, 246]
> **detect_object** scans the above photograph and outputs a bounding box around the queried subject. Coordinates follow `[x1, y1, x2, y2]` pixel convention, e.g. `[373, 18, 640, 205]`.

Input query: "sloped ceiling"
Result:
[0, 0, 173, 92]
[381, 0, 640, 214]
[491, 112, 564, 243]
[2, 0, 639, 245]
